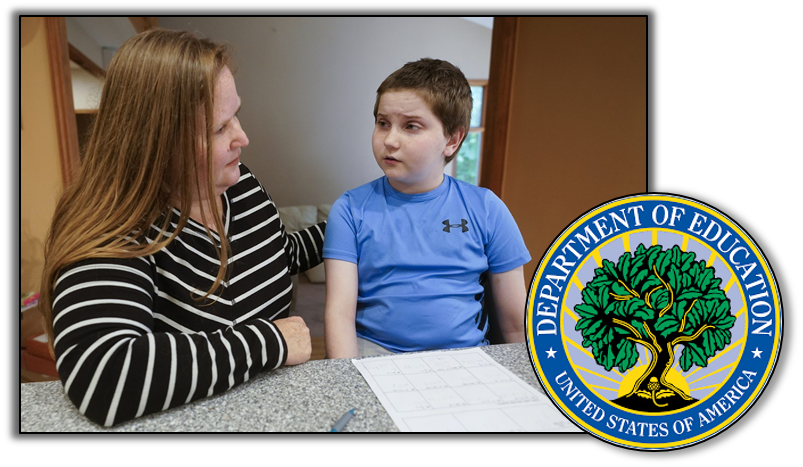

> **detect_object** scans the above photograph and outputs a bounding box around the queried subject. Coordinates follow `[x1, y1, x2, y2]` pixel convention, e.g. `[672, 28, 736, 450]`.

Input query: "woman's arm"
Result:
[323, 259, 359, 358]
[51, 256, 306, 427]
[488, 266, 527, 343]
[283, 221, 327, 275]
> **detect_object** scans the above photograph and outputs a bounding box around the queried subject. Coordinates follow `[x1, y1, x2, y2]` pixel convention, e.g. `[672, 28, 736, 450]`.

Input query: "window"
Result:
[449, 81, 487, 186]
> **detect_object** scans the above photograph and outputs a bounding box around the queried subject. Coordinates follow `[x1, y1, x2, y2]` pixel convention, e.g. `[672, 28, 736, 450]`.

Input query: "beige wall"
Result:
[19, 16, 490, 291]
[21, 17, 64, 293]
[158, 17, 492, 208]
[499, 17, 647, 280]
[19, 17, 645, 291]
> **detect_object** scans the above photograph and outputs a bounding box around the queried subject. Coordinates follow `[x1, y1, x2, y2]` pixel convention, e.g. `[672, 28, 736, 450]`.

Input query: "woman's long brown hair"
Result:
[40, 29, 234, 351]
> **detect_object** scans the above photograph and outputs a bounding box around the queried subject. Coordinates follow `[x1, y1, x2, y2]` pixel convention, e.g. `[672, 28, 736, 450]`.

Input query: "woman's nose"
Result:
[233, 120, 249, 149]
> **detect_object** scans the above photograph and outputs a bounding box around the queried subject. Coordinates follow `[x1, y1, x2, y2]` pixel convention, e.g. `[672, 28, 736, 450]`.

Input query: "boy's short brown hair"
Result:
[373, 58, 472, 164]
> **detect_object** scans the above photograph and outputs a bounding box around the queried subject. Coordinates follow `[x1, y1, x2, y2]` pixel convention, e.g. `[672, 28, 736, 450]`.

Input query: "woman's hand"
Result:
[273, 316, 312, 365]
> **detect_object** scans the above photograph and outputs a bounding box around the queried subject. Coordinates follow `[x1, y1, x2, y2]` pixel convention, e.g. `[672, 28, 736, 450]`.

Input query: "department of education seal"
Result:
[526, 193, 782, 450]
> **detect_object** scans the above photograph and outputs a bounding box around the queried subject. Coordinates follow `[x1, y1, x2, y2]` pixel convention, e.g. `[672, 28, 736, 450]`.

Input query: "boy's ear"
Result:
[443, 127, 467, 157]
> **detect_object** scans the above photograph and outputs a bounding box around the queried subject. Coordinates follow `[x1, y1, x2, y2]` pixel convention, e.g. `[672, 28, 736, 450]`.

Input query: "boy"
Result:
[324, 58, 530, 358]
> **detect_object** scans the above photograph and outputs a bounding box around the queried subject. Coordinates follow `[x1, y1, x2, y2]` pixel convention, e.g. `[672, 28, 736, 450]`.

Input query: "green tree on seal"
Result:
[574, 244, 735, 412]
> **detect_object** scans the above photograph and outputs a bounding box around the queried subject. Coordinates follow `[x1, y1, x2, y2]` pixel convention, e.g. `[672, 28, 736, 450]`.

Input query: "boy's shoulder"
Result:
[448, 174, 490, 195]
[337, 177, 386, 202]
[446, 175, 500, 208]
[350, 176, 385, 193]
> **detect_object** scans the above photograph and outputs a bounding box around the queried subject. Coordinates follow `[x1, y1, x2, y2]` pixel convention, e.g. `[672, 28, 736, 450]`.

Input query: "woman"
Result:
[40, 29, 323, 426]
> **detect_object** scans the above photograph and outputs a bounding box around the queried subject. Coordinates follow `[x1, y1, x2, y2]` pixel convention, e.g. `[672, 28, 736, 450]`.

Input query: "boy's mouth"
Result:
[384, 156, 400, 163]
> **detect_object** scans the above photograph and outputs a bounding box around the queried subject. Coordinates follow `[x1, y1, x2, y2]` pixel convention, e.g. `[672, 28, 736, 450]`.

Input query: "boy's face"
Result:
[373, 90, 463, 194]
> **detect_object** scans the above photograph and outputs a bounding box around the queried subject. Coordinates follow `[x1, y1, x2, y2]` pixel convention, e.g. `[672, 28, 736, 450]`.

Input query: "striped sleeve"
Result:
[51, 257, 288, 427]
[282, 220, 327, 275]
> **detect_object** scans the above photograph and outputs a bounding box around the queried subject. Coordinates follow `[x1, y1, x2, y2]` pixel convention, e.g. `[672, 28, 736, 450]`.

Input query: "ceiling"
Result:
[70, 17, 137, 50]
[460, 17, 494, 29]
[71, 17, 491, 51]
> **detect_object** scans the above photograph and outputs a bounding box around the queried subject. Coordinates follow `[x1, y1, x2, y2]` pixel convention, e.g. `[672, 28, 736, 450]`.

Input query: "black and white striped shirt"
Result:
[51, 164, 325, 426]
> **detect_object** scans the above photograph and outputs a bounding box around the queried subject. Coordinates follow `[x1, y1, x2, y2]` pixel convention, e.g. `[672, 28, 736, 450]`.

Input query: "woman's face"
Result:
[197, 66, 249, 199]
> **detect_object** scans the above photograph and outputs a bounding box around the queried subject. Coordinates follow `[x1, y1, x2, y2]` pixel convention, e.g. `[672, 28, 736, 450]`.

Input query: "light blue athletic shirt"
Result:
[323, 175, 531, 352]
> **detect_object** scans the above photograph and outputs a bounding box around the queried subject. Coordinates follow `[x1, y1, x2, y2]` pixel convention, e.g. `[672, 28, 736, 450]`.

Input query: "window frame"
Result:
[448, 80, 488, 185]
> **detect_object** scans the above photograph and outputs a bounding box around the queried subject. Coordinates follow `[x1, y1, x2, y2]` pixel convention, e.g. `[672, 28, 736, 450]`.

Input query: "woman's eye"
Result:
[406, 124, 420, 130]
[216, 125, 227, 134]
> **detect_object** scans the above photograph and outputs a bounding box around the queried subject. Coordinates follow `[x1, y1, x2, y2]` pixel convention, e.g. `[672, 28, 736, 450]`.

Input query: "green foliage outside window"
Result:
[455, 132, 481, 185]
[469, 86, 484, 128]
[455, 85, 485, 186]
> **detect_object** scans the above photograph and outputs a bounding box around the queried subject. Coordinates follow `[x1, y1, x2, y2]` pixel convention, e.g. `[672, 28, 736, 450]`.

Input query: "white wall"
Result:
[158, 17, 492, 208]
[65, 17, 105, 69]
[70, 63, 103, 110]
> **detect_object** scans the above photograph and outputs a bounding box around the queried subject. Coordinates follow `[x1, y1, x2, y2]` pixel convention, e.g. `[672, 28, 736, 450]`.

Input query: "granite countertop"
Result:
[21, 343, 544, 432]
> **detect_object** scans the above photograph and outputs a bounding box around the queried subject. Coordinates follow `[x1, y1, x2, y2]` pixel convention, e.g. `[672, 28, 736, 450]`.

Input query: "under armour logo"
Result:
[442, 219, 469, 233]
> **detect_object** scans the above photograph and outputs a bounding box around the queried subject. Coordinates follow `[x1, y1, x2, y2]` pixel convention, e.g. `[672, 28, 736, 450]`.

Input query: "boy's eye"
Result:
[406, 124, 420, 130]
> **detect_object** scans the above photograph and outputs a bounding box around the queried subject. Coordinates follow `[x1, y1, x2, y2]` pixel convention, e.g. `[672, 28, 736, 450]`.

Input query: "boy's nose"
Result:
[384, 128, 401, 149]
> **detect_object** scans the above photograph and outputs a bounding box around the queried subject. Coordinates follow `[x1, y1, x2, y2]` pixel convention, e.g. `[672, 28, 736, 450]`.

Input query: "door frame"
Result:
[479, 17, 517, 197]
[44, 17, 79, 187]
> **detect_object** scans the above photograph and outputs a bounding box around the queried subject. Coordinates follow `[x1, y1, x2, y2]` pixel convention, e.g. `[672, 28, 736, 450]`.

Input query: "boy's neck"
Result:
[387, 172, 445, 195]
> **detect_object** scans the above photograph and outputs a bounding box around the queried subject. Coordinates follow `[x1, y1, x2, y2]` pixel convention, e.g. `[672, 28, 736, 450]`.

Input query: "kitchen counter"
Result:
[21, 343, 549, 432]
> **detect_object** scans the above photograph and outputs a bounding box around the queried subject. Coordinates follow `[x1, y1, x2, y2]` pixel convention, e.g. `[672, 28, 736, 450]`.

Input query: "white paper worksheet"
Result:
[352, 347, 580, 432]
